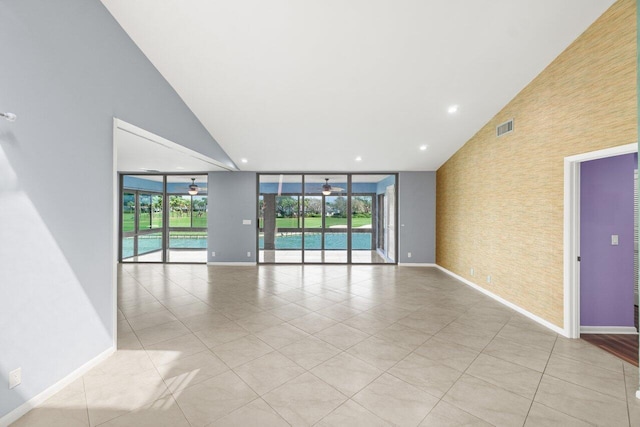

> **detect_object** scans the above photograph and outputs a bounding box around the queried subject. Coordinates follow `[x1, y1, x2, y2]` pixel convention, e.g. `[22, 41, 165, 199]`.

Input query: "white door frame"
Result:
[563, 143, 637, 338]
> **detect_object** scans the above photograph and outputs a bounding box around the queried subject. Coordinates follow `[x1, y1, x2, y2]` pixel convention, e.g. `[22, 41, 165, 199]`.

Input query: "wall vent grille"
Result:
[496, 119, 514, 137]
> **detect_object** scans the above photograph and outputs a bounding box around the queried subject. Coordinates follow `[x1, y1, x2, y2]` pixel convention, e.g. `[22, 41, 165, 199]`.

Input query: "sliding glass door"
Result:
[120, 174, 207, 263]
[257, 173, 397, 264]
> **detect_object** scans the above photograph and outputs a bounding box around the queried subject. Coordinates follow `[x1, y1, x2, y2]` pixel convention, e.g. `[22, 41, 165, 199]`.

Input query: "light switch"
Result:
[243, 219, 252, 225]
[611, 235, 619, 246]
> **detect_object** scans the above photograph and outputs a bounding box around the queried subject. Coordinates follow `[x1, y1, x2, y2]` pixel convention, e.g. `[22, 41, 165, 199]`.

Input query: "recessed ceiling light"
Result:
[176, 166, 184, 170]
[355, 156, 362, 161]
[448, 105, 459, 114]
[419, 145, 428, 151]
[240, 158, 248, 163]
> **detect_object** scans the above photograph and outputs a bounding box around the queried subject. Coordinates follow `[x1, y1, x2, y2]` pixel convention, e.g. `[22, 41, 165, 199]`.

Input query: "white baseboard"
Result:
[435, 265, 567, 337]
[580, 326, 638, 335]
[398, 263, 437, 267]
[0, 345, 115, 427]
[207, 262, 257, 266]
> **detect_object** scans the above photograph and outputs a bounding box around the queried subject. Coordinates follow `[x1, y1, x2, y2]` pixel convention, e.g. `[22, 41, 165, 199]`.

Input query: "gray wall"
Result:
[398, 172, 436, 263]
[0, 0, 232, 418]
[208, 172, 258, 263]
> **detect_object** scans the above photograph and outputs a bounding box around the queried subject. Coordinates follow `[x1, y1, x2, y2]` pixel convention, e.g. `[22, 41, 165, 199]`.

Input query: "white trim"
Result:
[580, 326, 638, 335]
[436, 265, 566, 336]
[0, 346, 115, 427]
[398, 263, 437, 267]
[112, 119, 118, 350]
[564, 143, 638, 338]
[113, 118, 236, 172]
[207, 262, 257, 266]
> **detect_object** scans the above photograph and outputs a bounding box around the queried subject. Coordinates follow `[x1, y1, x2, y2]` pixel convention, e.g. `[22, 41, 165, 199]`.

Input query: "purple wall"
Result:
[580, 153, 636, 327]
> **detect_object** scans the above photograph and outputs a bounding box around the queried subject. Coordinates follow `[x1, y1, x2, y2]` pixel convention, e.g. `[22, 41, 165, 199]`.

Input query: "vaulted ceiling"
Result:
[102, 0, 615, 172]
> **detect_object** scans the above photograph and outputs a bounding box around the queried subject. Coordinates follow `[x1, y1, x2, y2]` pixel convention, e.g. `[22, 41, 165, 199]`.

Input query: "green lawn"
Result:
[123, 212, 206, 232]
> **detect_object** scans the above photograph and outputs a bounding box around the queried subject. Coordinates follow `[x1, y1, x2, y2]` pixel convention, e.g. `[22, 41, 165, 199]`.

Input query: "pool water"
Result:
[122, 236, 206, 259]
[259, 233, 372, 250]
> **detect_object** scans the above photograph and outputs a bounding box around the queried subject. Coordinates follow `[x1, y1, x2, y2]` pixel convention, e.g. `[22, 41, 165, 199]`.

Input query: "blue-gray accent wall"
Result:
[0, 0, 232, 418]
[398, 172, 436, 264]
[208, 172, 258, 263]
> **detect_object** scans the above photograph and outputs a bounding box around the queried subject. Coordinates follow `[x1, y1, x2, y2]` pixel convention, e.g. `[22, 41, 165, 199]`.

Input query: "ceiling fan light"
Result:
[322, 178, 332, 195]
[188, 178, 199, 195]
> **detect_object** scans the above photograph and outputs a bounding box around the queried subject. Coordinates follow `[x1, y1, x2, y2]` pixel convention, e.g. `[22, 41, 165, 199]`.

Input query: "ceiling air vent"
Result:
[496, 119, 514, 137]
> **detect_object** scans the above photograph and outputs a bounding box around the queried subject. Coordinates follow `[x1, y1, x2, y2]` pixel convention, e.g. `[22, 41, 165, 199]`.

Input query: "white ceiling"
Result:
[103, 0, 615, 172]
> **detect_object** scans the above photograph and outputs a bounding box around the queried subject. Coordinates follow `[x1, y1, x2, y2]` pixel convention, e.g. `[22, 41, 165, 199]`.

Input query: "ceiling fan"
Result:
[321, 178, 345, 195]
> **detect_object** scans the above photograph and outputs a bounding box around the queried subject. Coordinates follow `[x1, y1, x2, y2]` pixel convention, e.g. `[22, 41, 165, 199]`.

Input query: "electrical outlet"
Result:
[9, 368, 21, 389]
[487, 275, 491, 284]
[407, 252, 412, 258]
[211, 251, 216, 257]
[247, 251, 251, 258]
[470, 268, 474, 276]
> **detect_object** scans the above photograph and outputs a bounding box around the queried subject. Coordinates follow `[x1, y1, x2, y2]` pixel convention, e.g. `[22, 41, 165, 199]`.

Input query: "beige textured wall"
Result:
[436, 0, 637, 328]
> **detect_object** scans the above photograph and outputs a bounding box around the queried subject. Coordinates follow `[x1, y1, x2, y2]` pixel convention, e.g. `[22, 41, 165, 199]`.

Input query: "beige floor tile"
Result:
[169, 301, 216, 318]
[374, 322, 432, 351]
[496, 323, 557, 352]
[482, 336, 551, 372]
[12, 380, 89, 427]
[254, 323, 309, 349]
[195, 322, 250, 348]
[156, 350, 229, 393]
[342, 312, 393, 335]
[117, 330, 143, 350]
[545, 353, 627, 400]
[96, 395, 190, 427]
[465, 353, 542, 400]
[388, 352, 462, 398]
[84, 369, 169, 426]
[316, 303, 362, 321]
[434, 324, 496, 351]
[311, 352, 383, 396]
[84, 350, 155, 378]
[178, 311, 230, 332]
[552, 337, 625, 373]
[279, 336, 342, 369]
[263, 372, 347, 426]
[145, 333, 208, 366]
[235, 312, 284, 333]
[268, 303, 313, 321]
[524, 402, 593, 427]
[314, 323, 370, 350]
[211, 398, 289, 427]
[353, 373, 439, 426]
[346, 336, 412, 370]
[233, 352, 305, 395]
[443, 374, 531, 427]
[288, 312, 337, 334]
[419, 400, 492, 427]
[127, 310, 178, 332]
[414, 336, 480, 372]
[316, 399, 391, 427]
[534, 375, 629, 426]
[212, 335, 274, 368]
[174, 370, 258, 426]
[135, 320, 191, 346]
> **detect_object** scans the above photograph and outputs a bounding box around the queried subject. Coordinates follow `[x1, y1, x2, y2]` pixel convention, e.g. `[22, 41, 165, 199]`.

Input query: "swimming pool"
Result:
[259, 232, 372, 250]
[122, 236, 207, 259]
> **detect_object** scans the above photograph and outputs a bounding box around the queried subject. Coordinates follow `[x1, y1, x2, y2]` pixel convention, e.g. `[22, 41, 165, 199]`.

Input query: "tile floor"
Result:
[11, 264, 640, 426]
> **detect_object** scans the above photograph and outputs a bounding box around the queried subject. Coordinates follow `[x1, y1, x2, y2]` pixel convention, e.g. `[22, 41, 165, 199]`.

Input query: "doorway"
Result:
[565, 143, 639, 370]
